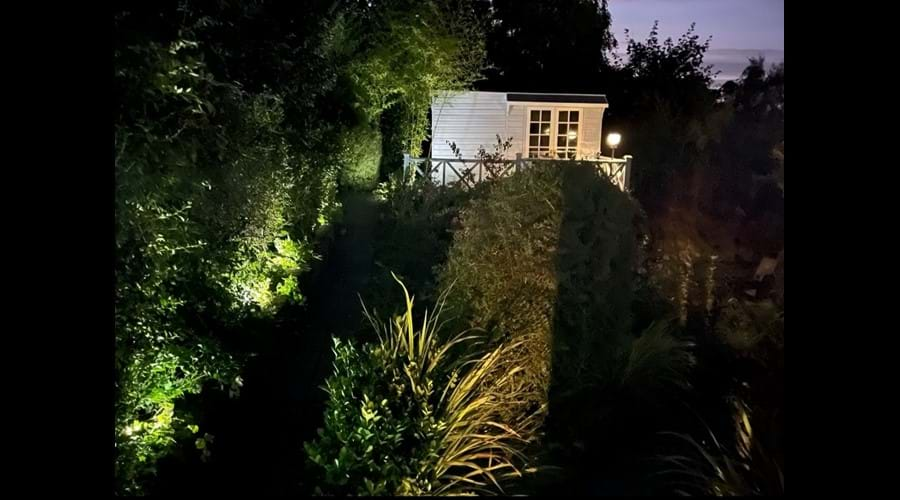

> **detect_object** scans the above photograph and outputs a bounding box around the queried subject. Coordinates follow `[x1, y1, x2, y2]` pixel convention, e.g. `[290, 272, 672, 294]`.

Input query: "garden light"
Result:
[607, 132, 621, 158]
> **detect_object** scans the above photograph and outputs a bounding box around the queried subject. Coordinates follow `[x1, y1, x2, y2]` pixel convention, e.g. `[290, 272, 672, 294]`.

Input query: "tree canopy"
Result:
[474, 0, 615, 92]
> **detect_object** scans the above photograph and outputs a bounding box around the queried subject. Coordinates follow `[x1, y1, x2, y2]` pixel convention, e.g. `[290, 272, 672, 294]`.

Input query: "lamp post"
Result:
[607, 132, 621, 159]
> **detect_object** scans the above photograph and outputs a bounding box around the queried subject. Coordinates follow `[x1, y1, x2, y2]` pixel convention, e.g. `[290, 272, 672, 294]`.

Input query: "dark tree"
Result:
[603, 22, 721, 209]
[474, 0, 616, 92]
[707, 57, 784, 240]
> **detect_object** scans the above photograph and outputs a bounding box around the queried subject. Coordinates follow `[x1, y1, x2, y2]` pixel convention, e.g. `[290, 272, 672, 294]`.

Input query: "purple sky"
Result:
[607, 0, 784, 83]
[608, 0, 784, 50]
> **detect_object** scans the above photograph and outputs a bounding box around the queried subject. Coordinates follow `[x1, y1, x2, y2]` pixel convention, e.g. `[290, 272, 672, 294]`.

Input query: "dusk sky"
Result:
[607, 0, 784, 83]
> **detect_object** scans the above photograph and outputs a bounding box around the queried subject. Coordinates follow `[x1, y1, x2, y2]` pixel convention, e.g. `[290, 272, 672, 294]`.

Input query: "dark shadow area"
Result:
[359, 183, 473, 319]
[526, 164, 737, 495]
[151, 191, 379, 495]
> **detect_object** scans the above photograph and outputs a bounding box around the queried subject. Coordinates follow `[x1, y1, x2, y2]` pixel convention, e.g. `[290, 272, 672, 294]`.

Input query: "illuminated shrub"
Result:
[114, 334, 239, 493]
[113, 0, 485, 492]
[114, 35, 338, 493]
[436, 163, 697, 486]
[440, 163, 640, 394]
[227, 234, 314, 315]
[338, 122, 383, 190]
[305, 278, 541, 495]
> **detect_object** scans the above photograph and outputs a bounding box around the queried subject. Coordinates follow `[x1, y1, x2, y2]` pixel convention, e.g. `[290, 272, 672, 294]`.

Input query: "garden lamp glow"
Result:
[607, 133, 621, 158]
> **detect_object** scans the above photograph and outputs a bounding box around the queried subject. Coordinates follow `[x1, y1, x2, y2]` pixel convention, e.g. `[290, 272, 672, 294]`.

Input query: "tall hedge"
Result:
[438, 163, 641, 428]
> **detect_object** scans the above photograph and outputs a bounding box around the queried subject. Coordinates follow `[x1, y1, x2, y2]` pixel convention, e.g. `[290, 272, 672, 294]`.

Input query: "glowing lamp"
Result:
[607, 133, 622, 158]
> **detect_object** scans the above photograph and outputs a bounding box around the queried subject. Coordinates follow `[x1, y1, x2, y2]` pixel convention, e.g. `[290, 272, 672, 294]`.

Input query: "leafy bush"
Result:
[436, 164, 698, 490]
[621, 321, 696, 396]
[342, 0, 485, 155]
[642, 236, 720, 327]
[364, 172, 476, 316]
[113, 0, 487, 492]
[715, 298, 783, 353]
[114, 25, 337, 493]
[305, 276, 542, 495]
[606, 22, 724, 208]
[114, 341, 240, 494]
[439, 162, 641, 391]
[338, 122, 383, 190]
[227, 233, 315, 315]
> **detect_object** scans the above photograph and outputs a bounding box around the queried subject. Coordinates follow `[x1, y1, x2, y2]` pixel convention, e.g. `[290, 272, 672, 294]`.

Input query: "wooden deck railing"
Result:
[403, 152, 633, 192]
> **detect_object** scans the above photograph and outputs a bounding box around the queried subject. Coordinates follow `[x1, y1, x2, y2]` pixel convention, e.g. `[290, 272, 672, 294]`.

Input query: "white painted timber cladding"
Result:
[430, 91, 607, 161]
[430, 91, 509, 160]
[506, 104, 526, 159]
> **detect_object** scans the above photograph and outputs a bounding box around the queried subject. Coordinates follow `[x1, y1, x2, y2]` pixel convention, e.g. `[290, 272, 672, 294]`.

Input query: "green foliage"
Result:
[338, 122, 383, 190]
[434, 163, 651, 457]
[440, 163, 640, 389]
[621, 22, 714, 87]
[659, 398, 784, 496]
[305, 276, 540, 495]
[710, 58, 785, 216]
[608, 22, 724, 206]
[114, 9, 342, 491]
[622, 321, 696, 396]
[227, 233, 315, 315]
[715, 298, 783, 353]
[115, 342, 239, 494]
[114, 0, 487, 489]
[642, 235, 720, 327]
[341, 0, 486, 155]
[433, 164, 696, 494]
[366, 171, 476, 315]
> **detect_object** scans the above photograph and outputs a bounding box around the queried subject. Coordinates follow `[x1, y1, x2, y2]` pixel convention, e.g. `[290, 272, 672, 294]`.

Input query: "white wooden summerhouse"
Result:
[405, 91, 632, 191]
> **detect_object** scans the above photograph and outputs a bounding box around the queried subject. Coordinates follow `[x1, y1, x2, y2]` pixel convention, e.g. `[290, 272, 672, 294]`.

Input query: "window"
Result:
[527, 109, 552, 158]
[527, 108, 580, 159]
[556, 110, 579, 159]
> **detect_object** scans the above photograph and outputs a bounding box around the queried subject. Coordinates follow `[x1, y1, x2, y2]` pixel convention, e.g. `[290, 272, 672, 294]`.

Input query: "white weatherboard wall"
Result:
[430, 91, 608, 161]
[430, 91, 510, 159]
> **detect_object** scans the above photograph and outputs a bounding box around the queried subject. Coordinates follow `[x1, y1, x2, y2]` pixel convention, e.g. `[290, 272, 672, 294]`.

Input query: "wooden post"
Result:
[515, 152, 522, 173]
[623, 155, 633, 192]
